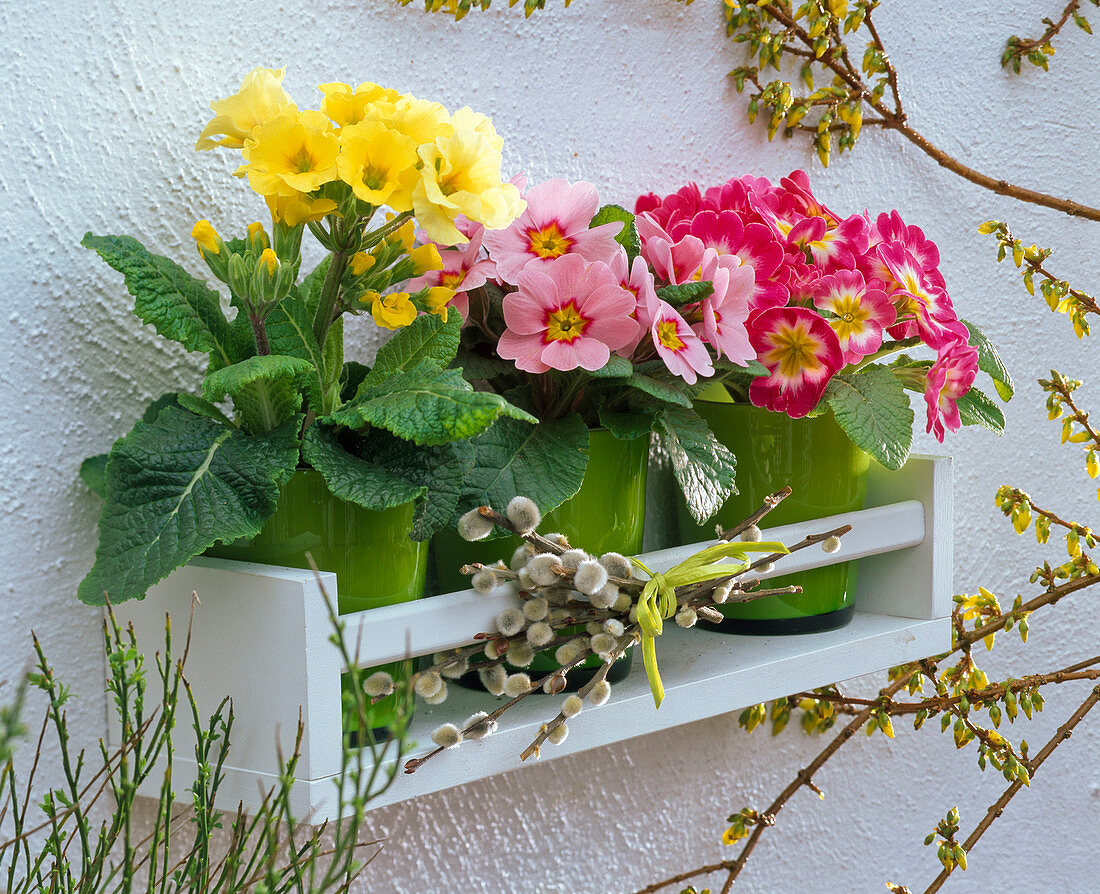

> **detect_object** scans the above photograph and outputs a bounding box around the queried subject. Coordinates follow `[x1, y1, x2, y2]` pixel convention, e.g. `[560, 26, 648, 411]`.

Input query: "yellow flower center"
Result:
[830, 295, 870, 341]
[527, 223, 573, 260]
[291, 146, 317, 174]
[545, 302, 588, 343]
[656, 319, 685, 351]
[441, 270, 467, 290]
[765, 322, 822, 378]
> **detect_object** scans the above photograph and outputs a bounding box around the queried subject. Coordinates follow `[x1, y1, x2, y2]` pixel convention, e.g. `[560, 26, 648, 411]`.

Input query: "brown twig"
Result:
[919, 683, 1100, 894]
[1004, 1, 1082, 64]
[755, 3, 1100, 221]
[717, 486, 792, 541]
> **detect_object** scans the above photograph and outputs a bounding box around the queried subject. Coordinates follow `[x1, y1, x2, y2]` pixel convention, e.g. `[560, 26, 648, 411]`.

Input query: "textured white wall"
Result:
[1, 0, 1098, 891]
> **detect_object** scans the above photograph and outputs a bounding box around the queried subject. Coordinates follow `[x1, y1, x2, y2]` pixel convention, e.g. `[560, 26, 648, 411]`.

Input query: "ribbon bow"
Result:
[633, 539, 788, 708]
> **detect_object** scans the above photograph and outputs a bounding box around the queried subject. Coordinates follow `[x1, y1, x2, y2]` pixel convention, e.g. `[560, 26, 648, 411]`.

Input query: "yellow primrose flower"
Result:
[336, 119, 418, 211]
[190, 219, 223, 256]
[350, 251, 376, 276]
[371, 292, 417, 330]
[264, 192, 338, 227]
[318, 81, 401, 128]
[390, 95, 454, 145]
[259, 248, 279, 275]
[387, 218, 416, 252]
[196, 67, 295, 151]
[413, 128, 523, 244]
[409, 243, 444, 275]
[451, 106, 504, 152]
[425, 286, 455, 321]
[238, 109, 339, 198]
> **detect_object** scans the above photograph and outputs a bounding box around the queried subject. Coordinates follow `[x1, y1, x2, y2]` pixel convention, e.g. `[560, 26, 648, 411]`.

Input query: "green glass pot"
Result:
[207, 468, 426, 729]
[430, 428, 649, 689]
[679, 392, 869, 634]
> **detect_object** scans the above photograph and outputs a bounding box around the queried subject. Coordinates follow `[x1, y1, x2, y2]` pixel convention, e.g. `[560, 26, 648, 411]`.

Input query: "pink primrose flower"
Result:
[812, 270, 896, 365]
[634, 182, 706, 231]
[650, 300, 715, 385]
[694, 253, 756, 365]
[748, 306, 844, 418]
[925, 342, 978, 442]
[496, 254, 638, 374]
[408, 224, 496, 321]
[484, 178, 624, 283]
[877, 243, 968, 349]
[608, 247, 660, 355]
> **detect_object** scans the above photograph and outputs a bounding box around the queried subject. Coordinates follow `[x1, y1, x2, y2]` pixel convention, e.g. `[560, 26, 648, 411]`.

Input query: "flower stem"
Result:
[249, 313, 270, 356]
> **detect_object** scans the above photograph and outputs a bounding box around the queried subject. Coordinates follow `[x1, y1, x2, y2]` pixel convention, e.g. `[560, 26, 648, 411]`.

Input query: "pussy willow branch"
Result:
[757, 2, 1100, 221]
[717, 486, 791, 540]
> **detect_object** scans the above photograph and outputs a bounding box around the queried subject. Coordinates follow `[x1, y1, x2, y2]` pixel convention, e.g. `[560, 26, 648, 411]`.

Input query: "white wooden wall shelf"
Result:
[109, 455, 951, 821]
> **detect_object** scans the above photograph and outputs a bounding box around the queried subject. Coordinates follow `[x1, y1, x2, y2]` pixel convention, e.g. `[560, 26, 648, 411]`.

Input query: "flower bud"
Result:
[741, 525, 763, 543]
[588, 679, 612, 706]
[543, 673, 567, 695]
[822, 535, 842, 554]
[363, 670, 394, 698]
[479, 665, 507, 696]
[526, 554, 560, 587]
[463, 711, 497, 740]
[503, 673, 532, 698]
[472, 569, 499, 595]
[457, 508, 494, 541]
[548, 721, 568, 745]
[562, 694, 583, 718]
[413, 671, 443, 699]
[526, 621, 553, 647]
[521, 597, 549, 621]
[508, 641, 535, 667]
[431, 723, 462, 749]
[598, 552, 633, 580]
[505, 496, 541, 534]
[495, 607, 525, 637]
[573, 560, 609, 596]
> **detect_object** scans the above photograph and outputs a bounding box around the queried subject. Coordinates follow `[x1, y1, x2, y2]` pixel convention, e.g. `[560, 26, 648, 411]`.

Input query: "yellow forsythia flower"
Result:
[336, 119, 419, 211]
[318, 81, 400, 128]
[409, 243, 444, 275]
[372, 292, 417, 330]
[190, 219, 223, 256]
[238, 109, 339, 198]
[196, 67, 295, 151]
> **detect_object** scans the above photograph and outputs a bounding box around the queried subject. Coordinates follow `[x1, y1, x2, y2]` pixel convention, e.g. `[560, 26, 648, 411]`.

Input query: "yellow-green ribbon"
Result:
[633, 540, 788, 708]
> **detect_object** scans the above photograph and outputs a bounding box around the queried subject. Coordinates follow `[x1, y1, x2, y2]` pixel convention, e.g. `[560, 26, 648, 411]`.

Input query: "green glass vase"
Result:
[679, 391, 869, 634]
[207, 468, 426, 729]
[430, 428, 649, 688]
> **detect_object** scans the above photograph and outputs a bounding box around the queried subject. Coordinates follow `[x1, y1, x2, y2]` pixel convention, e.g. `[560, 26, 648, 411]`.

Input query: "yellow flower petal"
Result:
[196, 67, 294, 151]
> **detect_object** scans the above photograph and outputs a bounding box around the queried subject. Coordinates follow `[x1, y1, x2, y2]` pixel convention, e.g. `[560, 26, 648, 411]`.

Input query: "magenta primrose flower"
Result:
[749, 307, 844, 418]
[496, 253, 638, 373]
[483, 178, 624, 282]
[812, 270, 896, 365]
[925, 342, 978, 441]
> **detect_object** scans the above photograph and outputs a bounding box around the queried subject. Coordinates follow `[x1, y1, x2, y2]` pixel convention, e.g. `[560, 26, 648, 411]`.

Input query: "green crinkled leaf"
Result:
[142, 393, 182, 423]
[654, 405, 738, 524]
[656, 281, 714, 308]
[623, 372, 693, 408]
[329, 364, 537, 445]
[366, 314, 462, 386]
[203, 355, 314, 433]
[176, 393, 234, 427]
[82, 234, 238, 367]
[598, 408, 656, 441]
[459, 414, 590, 524]
[341, 361, 371, 403]
[80, 454, 108, 498]
[301, 424, 425, 512]
[354, 431, 476, 540]
[825, 365, 914, 471]
[957, 386, 1006, 434]
[589, 356, 633, 378]
[301, 256, 331, 317]
[453, 348, 516, 382]
[590, 204, 640, 262]
[963, 318, 1014, 402]
[78, 406, 300, 605]
[266, 287, 337, 414]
